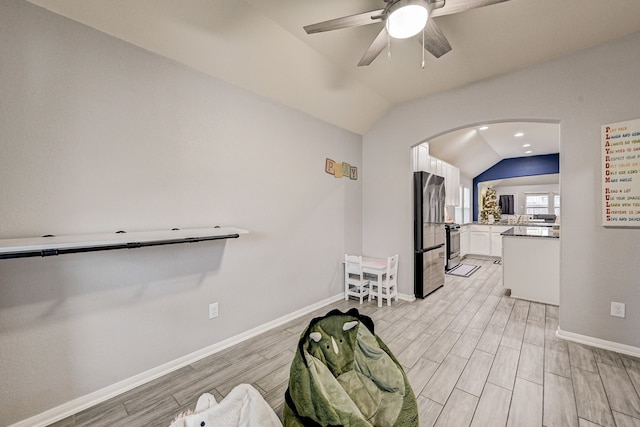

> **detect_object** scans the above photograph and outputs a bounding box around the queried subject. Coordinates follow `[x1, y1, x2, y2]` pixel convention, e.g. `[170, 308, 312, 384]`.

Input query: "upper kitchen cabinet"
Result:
[412, 145, 460, 206]
[444, 163, 460, 207]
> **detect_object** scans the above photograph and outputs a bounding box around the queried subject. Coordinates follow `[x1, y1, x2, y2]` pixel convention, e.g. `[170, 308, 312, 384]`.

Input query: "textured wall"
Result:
[476, 154, 561, 182]
[0, 1, 362, 425]
[364, 32, 640, 350]
[473, 154, 560, 219]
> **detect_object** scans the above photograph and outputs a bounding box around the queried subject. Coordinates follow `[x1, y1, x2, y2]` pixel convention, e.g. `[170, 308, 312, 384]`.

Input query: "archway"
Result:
[413, 120, 560, 223]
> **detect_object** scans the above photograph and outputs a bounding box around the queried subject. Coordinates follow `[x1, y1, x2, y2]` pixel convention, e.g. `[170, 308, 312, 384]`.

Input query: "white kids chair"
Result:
[344, 254, 370, 304]
[369, 254, 398, 306]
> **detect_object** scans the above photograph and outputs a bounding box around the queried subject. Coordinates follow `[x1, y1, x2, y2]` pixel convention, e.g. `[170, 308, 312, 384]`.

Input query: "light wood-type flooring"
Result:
[49, 257, 640, 427]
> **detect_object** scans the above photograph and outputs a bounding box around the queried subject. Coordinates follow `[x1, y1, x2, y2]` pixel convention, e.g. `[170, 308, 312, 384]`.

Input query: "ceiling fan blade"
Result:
[358, 27, 389, 66]
[304, 9, 385, 34]
[430, 0, 509, 18]
[418, 19, 452, 58]
[429, 1, 446, 11]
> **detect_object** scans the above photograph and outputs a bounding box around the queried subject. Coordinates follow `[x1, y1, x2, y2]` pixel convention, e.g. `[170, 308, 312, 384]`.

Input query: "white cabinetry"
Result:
[503, 236, 559, 305]
[435, 158, 444, 177]
[460, 225, 469, 257]
[490, 226, 512, 257]
[468, 224, 511, 257]
[411, 146, 460, 206]
[469, 225, 491, 256]
[444, 163, 460, 207]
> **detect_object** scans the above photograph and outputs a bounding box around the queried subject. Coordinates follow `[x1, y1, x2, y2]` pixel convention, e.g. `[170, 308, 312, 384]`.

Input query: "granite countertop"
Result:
[501, 226, 560, 239]
[466, 222, 559, 227]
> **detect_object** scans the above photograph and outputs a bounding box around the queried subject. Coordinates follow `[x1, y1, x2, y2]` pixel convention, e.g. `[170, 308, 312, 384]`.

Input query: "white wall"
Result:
[460, 174, 473, 193]
[364, 32, 640, 351]
[494, 184, 560, 216]
[0, 2, 362, 425]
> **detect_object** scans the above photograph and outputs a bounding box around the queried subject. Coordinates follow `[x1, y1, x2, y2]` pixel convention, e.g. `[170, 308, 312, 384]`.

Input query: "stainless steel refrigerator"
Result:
[414, 171, 446, 298]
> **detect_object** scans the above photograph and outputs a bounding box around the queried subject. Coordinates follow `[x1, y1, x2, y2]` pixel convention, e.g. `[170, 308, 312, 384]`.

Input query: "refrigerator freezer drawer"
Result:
[415, 245, 445, 298]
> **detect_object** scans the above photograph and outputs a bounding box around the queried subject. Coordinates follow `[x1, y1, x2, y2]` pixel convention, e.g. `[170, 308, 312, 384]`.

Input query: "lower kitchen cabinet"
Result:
[460, 226, 469, 257]
[469, 225, 491, 255]
[468, 224, 512, 257]
[490, 225, 512, 257]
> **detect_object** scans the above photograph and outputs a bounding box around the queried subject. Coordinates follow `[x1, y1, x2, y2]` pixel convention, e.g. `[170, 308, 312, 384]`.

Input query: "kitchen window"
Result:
[455, 186, 471, 224]
[525, 192, 560, 215]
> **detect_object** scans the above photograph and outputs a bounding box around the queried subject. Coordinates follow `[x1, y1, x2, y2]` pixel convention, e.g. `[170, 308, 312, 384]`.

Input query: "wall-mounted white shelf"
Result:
[0, 227, 249, 259]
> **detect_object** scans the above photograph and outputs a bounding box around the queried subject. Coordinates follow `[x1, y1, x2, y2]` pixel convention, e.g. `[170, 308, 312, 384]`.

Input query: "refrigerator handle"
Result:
[416, 243, 445, 253]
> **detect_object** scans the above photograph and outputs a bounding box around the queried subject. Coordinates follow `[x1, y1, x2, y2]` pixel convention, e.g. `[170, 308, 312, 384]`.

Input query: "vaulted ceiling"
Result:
[426, 121, 560, 179]
[26, 0, 640, 136]
[26, 0, 640, 180]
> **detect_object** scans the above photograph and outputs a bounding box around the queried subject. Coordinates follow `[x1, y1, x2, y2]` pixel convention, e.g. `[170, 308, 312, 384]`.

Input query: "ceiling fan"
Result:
[304, 0, 509, 66]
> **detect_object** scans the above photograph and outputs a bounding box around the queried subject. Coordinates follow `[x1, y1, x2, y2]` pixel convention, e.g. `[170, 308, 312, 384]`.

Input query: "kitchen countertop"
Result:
[501, 226, 560, 239]
[465, 222, 559, 227]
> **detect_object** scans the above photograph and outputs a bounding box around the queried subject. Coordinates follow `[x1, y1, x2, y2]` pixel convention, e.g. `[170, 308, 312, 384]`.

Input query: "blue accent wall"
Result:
[473, 153, 559, 221]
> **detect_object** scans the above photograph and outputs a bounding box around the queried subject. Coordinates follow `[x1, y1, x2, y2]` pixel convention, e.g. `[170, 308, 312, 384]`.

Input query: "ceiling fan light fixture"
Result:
[386, 2, 429, 39]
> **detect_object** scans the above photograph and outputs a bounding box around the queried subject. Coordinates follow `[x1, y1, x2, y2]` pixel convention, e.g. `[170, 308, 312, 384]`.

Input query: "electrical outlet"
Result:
[209, 302, 219, 319]
[611, 302, 625, 318]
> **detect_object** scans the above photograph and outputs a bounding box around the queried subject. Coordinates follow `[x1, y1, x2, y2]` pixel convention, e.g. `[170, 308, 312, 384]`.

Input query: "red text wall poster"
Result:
[602, 118, 640, 226]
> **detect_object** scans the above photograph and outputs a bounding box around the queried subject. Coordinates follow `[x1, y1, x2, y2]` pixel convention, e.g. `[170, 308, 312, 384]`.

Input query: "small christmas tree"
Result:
[480, 187, 501, 223]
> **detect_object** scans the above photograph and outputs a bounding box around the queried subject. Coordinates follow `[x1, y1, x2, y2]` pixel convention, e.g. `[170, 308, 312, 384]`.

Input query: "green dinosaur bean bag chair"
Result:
[284, 308, 418, 427]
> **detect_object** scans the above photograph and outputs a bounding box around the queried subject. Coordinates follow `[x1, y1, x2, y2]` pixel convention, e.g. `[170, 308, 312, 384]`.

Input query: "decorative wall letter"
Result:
[325, 158, 357, 180]
[601, 118, 640, 227]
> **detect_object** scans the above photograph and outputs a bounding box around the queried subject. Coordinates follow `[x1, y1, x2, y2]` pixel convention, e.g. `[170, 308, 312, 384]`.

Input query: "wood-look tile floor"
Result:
[49, 257, 640, 427]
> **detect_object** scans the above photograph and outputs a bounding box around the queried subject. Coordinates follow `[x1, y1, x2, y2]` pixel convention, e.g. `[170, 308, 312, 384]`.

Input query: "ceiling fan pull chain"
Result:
[421, 28, 426, 69]
[387, 31, 392, 60]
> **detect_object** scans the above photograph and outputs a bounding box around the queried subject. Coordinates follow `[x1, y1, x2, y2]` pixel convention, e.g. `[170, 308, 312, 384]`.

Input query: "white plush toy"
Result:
[169, 384, 282, 427]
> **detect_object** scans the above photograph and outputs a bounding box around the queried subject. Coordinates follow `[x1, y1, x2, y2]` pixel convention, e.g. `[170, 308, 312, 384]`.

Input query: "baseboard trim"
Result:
[398, 292, 416, 302]
[556, 327, 640, 358]
[9, 293, 344, 427]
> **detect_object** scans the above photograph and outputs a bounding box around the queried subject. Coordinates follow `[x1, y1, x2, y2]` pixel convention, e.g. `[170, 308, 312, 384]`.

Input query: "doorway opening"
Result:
[411, 120, 560, 224]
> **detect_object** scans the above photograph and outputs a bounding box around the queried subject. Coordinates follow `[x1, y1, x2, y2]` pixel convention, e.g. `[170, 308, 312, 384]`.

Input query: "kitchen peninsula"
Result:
[502, 226, 560, 305]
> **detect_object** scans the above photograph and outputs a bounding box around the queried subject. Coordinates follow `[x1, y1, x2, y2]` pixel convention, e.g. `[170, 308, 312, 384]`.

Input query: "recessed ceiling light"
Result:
[479, 126, 489, 130]
[522, 143, 531, 147]
[515, 132, 524, 137]
[525, 150, 533, 154]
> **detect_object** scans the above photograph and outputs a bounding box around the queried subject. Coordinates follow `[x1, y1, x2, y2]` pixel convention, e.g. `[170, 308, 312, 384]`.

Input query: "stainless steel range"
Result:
[445, 223, 461, 271]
